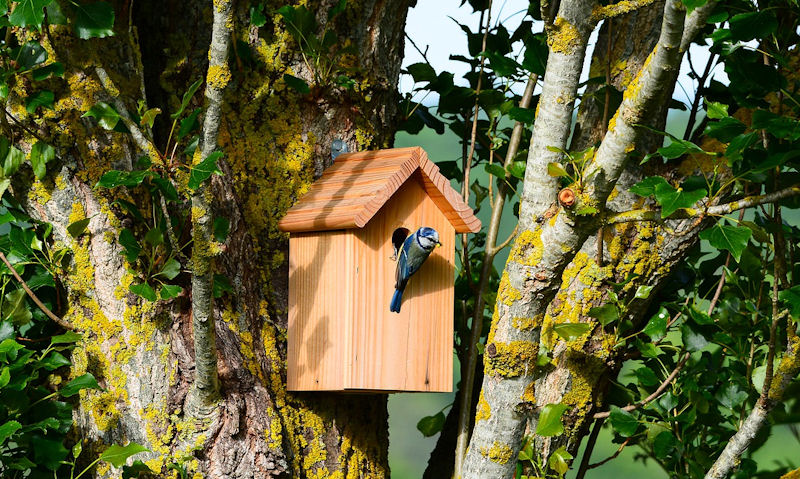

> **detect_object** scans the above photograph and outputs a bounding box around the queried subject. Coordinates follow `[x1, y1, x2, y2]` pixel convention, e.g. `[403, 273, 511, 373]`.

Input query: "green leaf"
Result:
[681, 323, 708, 352]
[536, 403, 569, 437]
[67, 217, 91, 237]
[139, 107, 160, 128]
[13, 41, 47, 70]
[588, 303, 619, 326]
[634, 285, 654, 300]
[32, 436, 68, 470]
[630, 176, 670, 197]
[778, 285, 800, 320]
[40, 351, 71, 370]
[751, 109, 800, 140]
[157, 258, 181, 280]
[159, 284, 182, 300]
[653, 182, 707, 218]
[729, 10, 777, 42]
[100, 442, 149, 468]
[119, 229, 141, 262]
[508, 106, 536, 124]
[171, 78, 203, 119]
[634, 367, 659, 387]
[250, 4, 267, 27]
[25, 89, 54, 112]
[177, 108, 202, 139]
[416, 412, 445, 437]
[406, 62, 437, 83]
[547, 446, 573, 477]
[73, 2, 115, 39]
[609, 407, 639, 437]
[3, 289, 32, 326]
[657, 138, 704, 159]
[29, 141, 55, 179]
[83, 101, 121, 130]
[0, 421, 21, 445]
[643, 306, 668, 341]
[484, 163, 506, 178]
[507, 161, 526, 179]
[144, 228, 163, 247]
[130, 283, 157, 301]
[327, 0, 346, 19]
[152, 177, 179, 202]
[213, 274, 233, 298]
[32, 62, 64, 80]
[188, 151, 223, 190]
[705, 101, 729, 119]
[283, 74, 310, 94]
[704, 117, 747, 143]
[59, 373, 101, 397]
[4, 146, 25, 177]
[50, 331, 82, 344]
[716, 383, 748, 410]
[653, 431, 677, 459]
[213, 217, 230, 242]
[698, 224, 752, 261]
[553, 322, 593, 341]
[0, 367, 9, 388]
[123, 460, 154, 479]
[96, 169, 152, 189]
[547, 162, 569, 177]
[9, 0, 53, 28]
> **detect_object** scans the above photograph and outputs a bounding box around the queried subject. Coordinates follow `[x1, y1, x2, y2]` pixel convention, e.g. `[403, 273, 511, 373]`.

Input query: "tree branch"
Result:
[591, 0, 657, 22]
[704, 331, 800, 479]
[186, 0, 233, 418]
[454, 73, 536, 474]
[606, 186, 800, 224]
[586, 0, 686, 206]
[0, 251, 74, 330]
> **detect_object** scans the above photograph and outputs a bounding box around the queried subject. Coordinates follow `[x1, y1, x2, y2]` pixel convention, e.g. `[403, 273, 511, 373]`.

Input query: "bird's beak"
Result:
[436, 241, 442, 248]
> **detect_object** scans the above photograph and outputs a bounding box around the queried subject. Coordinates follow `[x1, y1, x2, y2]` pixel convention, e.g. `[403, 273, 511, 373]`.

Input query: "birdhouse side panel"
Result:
[349, 177, 455, 392]
[287, 231, 354, 391]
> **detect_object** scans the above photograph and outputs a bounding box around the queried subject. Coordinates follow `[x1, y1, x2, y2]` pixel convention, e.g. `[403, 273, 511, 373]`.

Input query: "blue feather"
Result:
[389, 227, 440, 313]
[390, 289, 403, 312]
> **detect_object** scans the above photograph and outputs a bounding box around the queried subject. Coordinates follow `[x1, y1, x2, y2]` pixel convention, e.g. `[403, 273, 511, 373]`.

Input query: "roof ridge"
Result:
[278, 147, 481, 233]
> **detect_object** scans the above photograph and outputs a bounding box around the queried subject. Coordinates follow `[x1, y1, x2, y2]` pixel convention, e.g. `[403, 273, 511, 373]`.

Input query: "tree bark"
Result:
[8, 0, 411, 477]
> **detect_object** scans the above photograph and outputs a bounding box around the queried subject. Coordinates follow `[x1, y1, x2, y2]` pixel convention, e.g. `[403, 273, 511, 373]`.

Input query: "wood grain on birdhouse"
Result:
[280, 147, 480, 392]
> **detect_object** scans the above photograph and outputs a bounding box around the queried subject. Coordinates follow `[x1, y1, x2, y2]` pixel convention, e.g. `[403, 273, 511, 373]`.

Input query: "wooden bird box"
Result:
[278, 147, 481, 392]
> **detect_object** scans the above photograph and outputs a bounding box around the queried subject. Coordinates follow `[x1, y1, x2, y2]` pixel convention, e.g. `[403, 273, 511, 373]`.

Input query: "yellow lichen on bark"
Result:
[547, 17, 582, 54]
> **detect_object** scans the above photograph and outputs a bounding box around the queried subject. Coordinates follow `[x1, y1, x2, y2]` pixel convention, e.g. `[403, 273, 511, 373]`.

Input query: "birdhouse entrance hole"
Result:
[391, 227, 410, 259]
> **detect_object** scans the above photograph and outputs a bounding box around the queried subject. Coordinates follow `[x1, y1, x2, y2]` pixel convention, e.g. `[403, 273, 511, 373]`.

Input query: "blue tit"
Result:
[390, 227, 441, 313]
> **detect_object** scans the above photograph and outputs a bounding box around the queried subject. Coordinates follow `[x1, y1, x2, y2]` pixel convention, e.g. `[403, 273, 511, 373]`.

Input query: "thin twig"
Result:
[593, 352, 689, 419]
[606, 186, 800, 224]
[575, 418, 605, 479]
[587, 438, 631, 469]
[0, 251, 74, 330]
[453, 5, 492, 476]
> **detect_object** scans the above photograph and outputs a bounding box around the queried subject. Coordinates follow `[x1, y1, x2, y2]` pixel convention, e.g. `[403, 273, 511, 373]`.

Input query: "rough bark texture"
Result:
[7, 0, 411, 477]
[463, 0, 696, 476]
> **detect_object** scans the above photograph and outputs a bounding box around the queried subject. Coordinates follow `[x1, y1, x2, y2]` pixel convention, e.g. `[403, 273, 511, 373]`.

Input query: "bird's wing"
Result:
[395, 238, 410, 289]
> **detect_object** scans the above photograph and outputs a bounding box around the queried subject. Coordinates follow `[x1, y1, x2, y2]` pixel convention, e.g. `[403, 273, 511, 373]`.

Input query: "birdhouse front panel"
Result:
[350, 174, 455, 392]
[280, 147, 480, 393]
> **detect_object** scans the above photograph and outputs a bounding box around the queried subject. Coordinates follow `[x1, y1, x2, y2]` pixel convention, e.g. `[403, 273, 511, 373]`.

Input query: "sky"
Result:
[399, 0, 728, 108]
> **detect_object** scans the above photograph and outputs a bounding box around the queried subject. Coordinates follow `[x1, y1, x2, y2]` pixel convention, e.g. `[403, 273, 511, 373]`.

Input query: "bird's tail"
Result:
[390, 289, 403, 313]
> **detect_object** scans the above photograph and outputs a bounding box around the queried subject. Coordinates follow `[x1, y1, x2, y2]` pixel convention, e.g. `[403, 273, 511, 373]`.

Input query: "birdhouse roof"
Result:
[278, 147, 481, 233]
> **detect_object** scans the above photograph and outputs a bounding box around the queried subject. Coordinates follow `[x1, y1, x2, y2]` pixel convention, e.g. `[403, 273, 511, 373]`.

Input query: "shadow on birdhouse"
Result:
[278, 147, 481, 392]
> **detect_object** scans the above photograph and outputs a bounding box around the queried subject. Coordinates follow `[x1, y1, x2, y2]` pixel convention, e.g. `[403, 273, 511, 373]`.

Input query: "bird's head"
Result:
[417, 227, 441, 250]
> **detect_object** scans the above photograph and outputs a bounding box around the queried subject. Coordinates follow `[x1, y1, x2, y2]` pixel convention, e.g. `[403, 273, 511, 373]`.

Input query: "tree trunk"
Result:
[8, 0, 410, 476]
